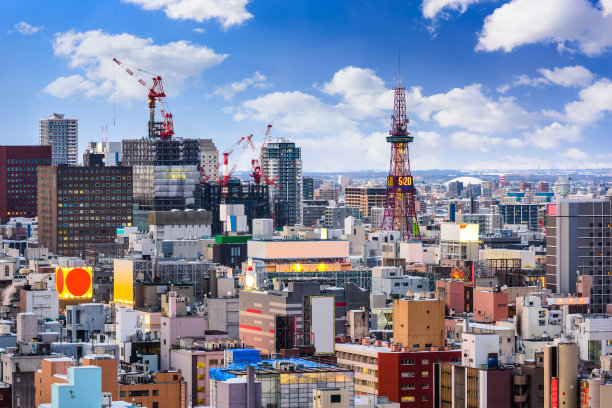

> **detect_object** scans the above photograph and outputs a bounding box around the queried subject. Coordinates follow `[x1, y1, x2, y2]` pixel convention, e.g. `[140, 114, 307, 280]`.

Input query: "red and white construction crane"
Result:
[112, 57, 174, 140]
[251, 124, 278, 187]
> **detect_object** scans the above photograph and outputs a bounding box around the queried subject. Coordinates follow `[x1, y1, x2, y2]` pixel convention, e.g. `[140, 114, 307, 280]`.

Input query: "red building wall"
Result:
[473, 291, 508, 323]
[0, 146, 51, 222]
[378, 350, 461, 408]
[486, 369, 513, 408]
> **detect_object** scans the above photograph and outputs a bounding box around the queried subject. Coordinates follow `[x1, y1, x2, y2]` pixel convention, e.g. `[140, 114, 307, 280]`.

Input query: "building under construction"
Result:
[122, 138, 200, 212]
[199, 180, 270, 235]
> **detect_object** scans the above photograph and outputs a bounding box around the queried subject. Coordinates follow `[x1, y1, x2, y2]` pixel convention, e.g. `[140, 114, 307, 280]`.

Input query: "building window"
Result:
[422, 371, 429, 377]
[401, 360, 415, 365]
[401, 372, 415, 378]
[120, 391, 126, 397]
[153, 390, 158, 396]
[401, 396, 415, 402]
[330, 394, 341, 403]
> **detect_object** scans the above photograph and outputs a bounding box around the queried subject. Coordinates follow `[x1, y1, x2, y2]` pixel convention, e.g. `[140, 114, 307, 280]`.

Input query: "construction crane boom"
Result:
[112, 57, 174, 140]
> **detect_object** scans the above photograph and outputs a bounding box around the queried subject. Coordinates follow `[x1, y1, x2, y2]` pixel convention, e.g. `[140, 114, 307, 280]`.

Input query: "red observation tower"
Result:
[382, 81, 421, 241]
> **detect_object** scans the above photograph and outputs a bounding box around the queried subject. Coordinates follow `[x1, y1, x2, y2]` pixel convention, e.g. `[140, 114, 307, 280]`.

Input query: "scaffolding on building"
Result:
[261, 269, 371, 291]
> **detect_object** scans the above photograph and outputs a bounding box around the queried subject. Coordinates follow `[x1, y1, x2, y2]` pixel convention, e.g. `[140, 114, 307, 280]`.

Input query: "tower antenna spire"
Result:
[398, 45, 401, 86]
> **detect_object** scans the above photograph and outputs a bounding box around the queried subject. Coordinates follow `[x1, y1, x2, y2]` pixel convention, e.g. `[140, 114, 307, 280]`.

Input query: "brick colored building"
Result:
[393, 296, 445, 350]
[35, 354, 119, 406]
[38, 165, 133, 256]
[336, 342, 460, 407]
[473, 290, 508, 323]
[344, 186, 386, 218]
[119, 370, 188, 408]
[0, 145, 51, 222]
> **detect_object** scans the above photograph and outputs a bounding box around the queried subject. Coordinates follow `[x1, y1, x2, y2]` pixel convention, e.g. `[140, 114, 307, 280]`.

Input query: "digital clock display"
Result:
[387, 176, 414, 189]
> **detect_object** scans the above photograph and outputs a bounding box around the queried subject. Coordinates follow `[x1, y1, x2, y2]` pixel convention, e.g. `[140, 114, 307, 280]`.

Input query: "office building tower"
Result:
[303, 177, 314, 200]
[39, 113, 78, 166]
[83, 141, 122, 166]
[198, 139, 219, 182]
[0, 145, 51, 222]
[38, 166, 133, 256]
[544, 343, 579, 408]
[499, 204, 541, 231]
[345, 187, 386, 218]
[122, 138, 200, 212]
[260, 138, 302, 226]
[546, 200, 612, 313]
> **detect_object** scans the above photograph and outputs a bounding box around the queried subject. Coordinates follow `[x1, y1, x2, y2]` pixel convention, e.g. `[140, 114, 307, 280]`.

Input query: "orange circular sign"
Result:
[65, 268, 91, 297]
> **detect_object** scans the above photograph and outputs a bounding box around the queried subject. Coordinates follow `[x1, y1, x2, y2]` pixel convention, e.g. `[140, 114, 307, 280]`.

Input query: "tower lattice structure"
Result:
[382, 85, 421, 240]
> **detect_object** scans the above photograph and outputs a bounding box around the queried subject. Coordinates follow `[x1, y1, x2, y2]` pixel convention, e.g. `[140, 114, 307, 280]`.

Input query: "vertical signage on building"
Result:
[551, 378, 558, 408]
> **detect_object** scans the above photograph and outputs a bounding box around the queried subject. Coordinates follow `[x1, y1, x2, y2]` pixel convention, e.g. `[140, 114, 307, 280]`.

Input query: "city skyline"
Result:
[2, 0, 612, 172]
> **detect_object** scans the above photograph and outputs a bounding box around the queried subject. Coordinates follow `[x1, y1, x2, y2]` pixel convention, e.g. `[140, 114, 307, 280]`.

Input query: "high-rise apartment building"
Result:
[122, 138, 200, 212]
[38, 166, 133, 256]
[546, 200, 612, 313]
[303, 176, 314, 200]
[0, 145, 51, 222]
[198, 139, 219, 181]
[39, 113, 78, 166]
[345, 187, 386, 218]
[260, 138, 302, 226]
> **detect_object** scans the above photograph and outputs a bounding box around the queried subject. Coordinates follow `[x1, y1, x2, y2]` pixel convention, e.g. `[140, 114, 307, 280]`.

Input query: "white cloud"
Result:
[45, 29, 226, 101]
[12, 21, 43, 35]
[193, 27, 205, 33]
[539, 66, 594, 87]
[563, 79, 612, 124]
[212, 72, 271, 100]
[498, 65, 593, 93]
[477, 0, 612, 56]
[236, 91, 357, 135]
[450, 131, 502, 151]
[421, 0, 483, 19]
[123, 0, 252, 29]
[523, 122, 582, 148]
[406, 84, 533, 133]
[414, 131, 443, 148]
[506, 138, 524, 148]
[563, 147, 588, 160]
[322, 66, 392, 117]
[44, 75, 98, 98]
[603, 0, 612, 16]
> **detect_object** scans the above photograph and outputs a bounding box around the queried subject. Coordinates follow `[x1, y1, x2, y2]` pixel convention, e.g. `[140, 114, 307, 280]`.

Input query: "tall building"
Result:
[303, 176, 314, 200]
[39, 113, 78, 166]
[0, 145, 51, 222]
[543, 343, 579, 408]
[345, 187, 386, 218]
[198, 139, 219, 181]
[260, 138, 302, 226]
[122, 138, 200, 211]
[38, 166, 133, 256]
[546, 200, 612, 313]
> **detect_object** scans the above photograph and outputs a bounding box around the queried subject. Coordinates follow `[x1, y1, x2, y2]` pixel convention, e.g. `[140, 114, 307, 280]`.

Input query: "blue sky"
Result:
[1, 0, 612, 172]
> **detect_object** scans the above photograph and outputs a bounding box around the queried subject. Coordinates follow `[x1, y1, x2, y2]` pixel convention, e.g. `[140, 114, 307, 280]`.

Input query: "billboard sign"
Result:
[311, 296, 335, 354]
[55, 267, 93, 299]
